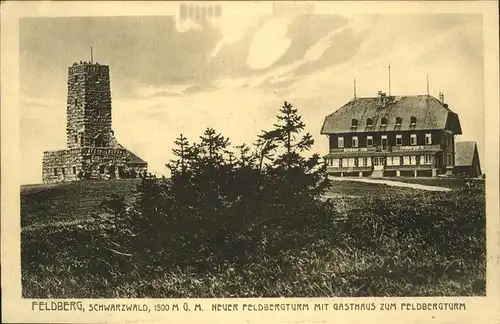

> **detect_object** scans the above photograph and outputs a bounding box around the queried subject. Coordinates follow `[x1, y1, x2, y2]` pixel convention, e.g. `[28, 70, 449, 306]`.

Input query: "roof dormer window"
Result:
[351, 119, 358, 128]
[366, 118, 373, 128]
[380, 117, 388, 127]
[410, 116, 417, 127]
[394, 116, 402, 130]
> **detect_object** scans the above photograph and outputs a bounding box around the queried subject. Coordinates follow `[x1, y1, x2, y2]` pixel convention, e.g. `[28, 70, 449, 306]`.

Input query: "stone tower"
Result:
[42, 61, 147, 184]
[66, 62, 113, 149]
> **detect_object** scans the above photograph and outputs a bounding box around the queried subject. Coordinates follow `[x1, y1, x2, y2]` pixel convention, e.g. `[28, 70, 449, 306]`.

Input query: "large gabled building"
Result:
[321, 91, 468, 178]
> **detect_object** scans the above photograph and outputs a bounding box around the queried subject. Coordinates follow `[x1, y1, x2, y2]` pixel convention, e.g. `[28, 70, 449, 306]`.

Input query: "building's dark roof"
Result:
[116, 143, 148, 165]
[321, 95, 462, 134]
[455, 141, 477, 167]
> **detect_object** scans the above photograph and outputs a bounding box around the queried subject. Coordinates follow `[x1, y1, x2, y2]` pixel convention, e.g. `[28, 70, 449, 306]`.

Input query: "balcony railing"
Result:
[392, 144, 441, 152]
[329, 147, 377, 153]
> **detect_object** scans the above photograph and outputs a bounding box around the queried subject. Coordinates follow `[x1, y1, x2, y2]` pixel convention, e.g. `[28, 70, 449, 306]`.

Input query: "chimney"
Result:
[439, 92, 444, 104]
[377, 91, 386, 106]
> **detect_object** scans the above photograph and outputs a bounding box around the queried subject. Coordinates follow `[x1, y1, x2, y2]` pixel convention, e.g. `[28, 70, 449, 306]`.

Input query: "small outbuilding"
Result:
[454, 141, 481, 178]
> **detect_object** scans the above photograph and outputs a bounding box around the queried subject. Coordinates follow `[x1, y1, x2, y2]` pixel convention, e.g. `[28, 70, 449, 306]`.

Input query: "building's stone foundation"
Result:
[42, 147, 147, 184]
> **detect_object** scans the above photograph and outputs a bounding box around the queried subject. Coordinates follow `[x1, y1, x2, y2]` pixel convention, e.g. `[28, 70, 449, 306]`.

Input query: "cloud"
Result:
[247, 16, 293, 69]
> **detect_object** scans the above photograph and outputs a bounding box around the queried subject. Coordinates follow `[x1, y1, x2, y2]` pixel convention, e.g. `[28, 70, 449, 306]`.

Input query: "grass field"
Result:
[21, 179, 140, 229]
[21, 178, 486, 298]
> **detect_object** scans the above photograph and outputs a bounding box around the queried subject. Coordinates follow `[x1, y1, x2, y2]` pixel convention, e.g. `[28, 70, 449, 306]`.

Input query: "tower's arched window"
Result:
[381, 117, 388, 127]
[366, 118, 373, 127]
[410, 116, 417, 126]
[395, 117, 402, 126]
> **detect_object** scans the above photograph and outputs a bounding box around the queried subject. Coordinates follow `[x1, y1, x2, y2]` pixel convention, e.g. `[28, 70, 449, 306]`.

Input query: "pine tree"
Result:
[259, 101, 329, 205]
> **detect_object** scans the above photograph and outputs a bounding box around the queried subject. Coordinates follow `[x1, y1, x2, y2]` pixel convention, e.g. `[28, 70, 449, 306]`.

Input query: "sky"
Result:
[19, 13, 484, 184]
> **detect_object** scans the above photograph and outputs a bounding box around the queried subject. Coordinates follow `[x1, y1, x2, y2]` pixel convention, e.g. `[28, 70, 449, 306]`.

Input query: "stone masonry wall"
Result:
[66, 64, 87, 149]
[66, 63, 112, 149]
[42, 149, 84, 184]
[84, 64, 112, 147]
[42, 148, 147, 184]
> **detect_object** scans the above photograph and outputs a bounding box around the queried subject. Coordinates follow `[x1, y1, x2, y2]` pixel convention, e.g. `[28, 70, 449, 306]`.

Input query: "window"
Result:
[332, 159, 339, 167]
[410, 116, 417, 126]
[396, 134, 402, 146]
[403, 156, 410, 165]
[97, 109, 101, 117]
[392, 156, 400, 166]
[362, 157, 368, 167]
[352, 136, 359, 148]
[74, 98, 78, 106]
[387, 157, 393, 166]
[425, 133, 432, 145]
[410, 134, 417, 145]
[74, 135, 78, 143]
[74, 75, 78, 83]
[447, 153, 453, 165]
[72, 166, 76, 174]
[381, 117, 388, 127]
[339, 158, 343, 168]
[394, 117, 402, 130]
[338, 136, 344, 148]
[421, 155, 432, 165]
[53, 168, 58, 176]
[80, 134, 84, 146]
[354, 158, 359, 167]
[366, 136, 373, 147]
[410, 156, 417, 165]
[99, 165, 106, 174]
[61, 168, 65, 175]
[348, 158, 355, 167]
[351, 119, 358, 128]
[381, 135, 388, 150]
[366, 118, 373, 128]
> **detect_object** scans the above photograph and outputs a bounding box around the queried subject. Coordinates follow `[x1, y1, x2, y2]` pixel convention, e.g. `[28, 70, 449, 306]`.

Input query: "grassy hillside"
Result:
[21, 179, 140, 228]
[20, 177, 486, 298]
[20, 178, 422, 229]
[21, 183, 486, 298]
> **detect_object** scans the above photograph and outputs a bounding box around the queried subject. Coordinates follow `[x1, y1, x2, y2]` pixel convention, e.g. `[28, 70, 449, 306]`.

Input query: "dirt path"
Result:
[330, 177, 452, 192]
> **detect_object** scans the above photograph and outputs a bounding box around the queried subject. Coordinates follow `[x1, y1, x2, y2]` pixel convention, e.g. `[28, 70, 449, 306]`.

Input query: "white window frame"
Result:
[366, 136, 373, 147]
[420, 155, 432, 165]
[338, 136, 344, 148]
[410, 134, 417, 145]
[387, 157, 393, 166]
[425, 133, 432, 145]
[332, 158, 339, 167]
[381, 135, 388, 150]
[410, 156, 417, 165]
[352, 136, 359, 148]
[396, 134, 402, 146]
[403, 156, 410, 165]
